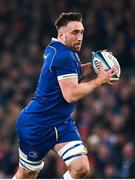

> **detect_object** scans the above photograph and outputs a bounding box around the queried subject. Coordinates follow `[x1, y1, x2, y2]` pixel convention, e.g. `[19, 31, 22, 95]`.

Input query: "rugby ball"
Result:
[92, 51, 121, 78]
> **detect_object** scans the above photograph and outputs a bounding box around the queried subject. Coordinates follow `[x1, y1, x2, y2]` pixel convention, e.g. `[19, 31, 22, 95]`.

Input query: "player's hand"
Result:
[108, 65, 119, 85]
[96, 62, 119, 86]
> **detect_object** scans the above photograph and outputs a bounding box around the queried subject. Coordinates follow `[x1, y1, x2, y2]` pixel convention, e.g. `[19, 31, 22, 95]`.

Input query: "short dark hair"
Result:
[55, 12, 82, 30]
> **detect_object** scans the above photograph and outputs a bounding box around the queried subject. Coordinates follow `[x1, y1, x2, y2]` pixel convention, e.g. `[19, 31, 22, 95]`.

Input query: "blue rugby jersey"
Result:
[23, 38, 81, 127]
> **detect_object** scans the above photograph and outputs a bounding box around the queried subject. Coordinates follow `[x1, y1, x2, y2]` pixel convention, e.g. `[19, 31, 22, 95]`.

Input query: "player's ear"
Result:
[58, 30, 65, 41]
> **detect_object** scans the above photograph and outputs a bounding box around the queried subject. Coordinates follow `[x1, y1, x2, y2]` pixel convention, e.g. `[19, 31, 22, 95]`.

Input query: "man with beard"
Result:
[13, 12, 118, 179]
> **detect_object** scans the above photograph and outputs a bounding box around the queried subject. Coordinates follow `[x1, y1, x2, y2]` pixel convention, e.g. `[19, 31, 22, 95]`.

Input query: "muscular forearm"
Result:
[59, 62, 117, 104]
[81, 62, 92, 79]
[67, 78, 102, 103]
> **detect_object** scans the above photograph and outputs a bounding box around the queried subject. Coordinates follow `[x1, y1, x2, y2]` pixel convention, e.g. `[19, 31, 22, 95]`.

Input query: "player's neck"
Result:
[57, 37, 67, 47]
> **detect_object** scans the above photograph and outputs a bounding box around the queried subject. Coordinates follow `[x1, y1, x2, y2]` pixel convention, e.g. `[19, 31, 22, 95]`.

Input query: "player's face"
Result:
[60, 21, 84, 52]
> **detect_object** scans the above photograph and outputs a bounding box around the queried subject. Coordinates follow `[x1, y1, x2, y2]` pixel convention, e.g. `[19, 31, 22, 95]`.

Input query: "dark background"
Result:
[0, 0, 135, 178]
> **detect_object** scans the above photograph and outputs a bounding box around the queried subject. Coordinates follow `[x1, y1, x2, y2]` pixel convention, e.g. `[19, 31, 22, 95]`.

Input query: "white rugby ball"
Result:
[92, 51, 121, 78]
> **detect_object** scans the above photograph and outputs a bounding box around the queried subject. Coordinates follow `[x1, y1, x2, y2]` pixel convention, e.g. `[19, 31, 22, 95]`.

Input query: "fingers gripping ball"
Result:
[92, 50, 121, 78]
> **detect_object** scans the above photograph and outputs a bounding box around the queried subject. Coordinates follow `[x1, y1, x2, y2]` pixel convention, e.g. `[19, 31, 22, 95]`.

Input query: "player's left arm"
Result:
[81, 62, 93, 80]
[80, 52, 95, 80]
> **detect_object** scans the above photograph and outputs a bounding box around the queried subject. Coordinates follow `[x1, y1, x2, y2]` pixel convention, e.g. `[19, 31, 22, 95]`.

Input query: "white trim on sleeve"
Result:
[57, 73, 78, 80]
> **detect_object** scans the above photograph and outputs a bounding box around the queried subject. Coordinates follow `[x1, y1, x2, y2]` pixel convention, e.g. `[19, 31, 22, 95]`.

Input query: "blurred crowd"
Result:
[0, 0, 135, 178]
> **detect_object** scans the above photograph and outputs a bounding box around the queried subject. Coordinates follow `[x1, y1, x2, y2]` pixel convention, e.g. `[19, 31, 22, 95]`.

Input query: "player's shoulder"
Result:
[49, 38, 74, 58]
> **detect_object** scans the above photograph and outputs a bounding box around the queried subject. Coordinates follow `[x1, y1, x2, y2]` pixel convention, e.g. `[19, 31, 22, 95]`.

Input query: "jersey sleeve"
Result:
[53, 53, 78, 81]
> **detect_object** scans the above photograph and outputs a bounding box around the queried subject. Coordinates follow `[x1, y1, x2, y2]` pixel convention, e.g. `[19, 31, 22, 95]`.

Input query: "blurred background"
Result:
[0, 0, 135, 178]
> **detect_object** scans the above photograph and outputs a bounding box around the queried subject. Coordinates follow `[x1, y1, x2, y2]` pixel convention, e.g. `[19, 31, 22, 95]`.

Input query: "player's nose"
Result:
[77, 33, 83, 41]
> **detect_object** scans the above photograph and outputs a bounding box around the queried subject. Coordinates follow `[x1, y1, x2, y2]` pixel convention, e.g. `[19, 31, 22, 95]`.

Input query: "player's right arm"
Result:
[58, 63, 118, 103]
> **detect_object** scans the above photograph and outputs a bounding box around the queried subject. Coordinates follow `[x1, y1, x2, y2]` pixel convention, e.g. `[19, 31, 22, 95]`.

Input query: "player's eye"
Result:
[72, 30, 84, 35]
[72, 30, 79, 34]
